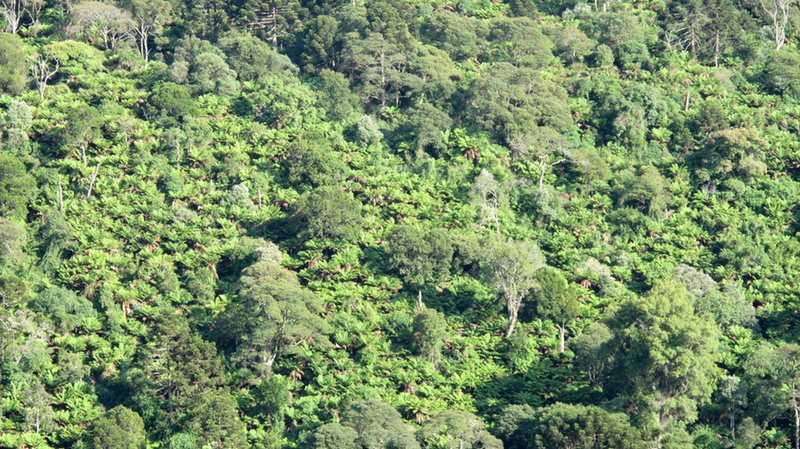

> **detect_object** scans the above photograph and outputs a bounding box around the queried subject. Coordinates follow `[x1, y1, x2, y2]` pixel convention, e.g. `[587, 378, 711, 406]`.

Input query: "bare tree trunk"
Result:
[761, 0, 790, 51]
[58, 176, 64, 212]
[135, 19, 151, 62]
[32, 54, 59, 99]
[539, 160, 547, 192]
[86, 162, 101, 199]
[506, 300, 519, 338]
[417, 289, 424, 312]
[1, 0, 23, 34]
[559, 324, 566, 353]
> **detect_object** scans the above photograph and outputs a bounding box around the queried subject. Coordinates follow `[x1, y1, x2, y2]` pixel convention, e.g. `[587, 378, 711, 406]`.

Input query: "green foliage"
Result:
[480, 235, 545, 337]
[291, 186, 363, 241]
[465, 62, 573, 141]
[309, 423, 359, 449]
[603, 282, 722, 439]
[217, 243, 331, 378]
[533, 267, 579, 352]
[1, 0, 799, 447]
[0, 33, 28, 95]
[411, 309, 448, 364]
[339, 399, 420, 449]
[386, 225, 453, 292]
[417, 410, 501, 449]
[497, 402, 645, 449]
[0, 154, 36, 219]
[91, 406, 146, 449]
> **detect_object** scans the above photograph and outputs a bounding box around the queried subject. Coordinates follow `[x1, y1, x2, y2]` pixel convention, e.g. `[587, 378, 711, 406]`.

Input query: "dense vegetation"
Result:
[5, 0, 800, 448]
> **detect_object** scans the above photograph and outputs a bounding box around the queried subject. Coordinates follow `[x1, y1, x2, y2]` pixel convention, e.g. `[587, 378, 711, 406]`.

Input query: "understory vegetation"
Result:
[4, 0, 800, 448]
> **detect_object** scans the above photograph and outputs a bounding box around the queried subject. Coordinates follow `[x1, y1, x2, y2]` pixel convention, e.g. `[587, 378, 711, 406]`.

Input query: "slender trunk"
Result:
[143, 32, 149, 62]
[684, 90, 691, 111]
[539, 160, 546, 192]
[559, 324, 565, 353]
[380, 49, 386, 108]
[417, 289, 424, 312]
[58, 176, 64, 212]
[271, 2, 278, 47]
[86, 162, 101, 199]
[505, 303, 518, 338]
[729, 407, 735, 440]
[795, 406, 799, 449]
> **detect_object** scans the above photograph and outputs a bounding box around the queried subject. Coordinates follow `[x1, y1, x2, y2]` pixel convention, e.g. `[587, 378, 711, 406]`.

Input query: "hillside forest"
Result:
[5, 0, 800, 448]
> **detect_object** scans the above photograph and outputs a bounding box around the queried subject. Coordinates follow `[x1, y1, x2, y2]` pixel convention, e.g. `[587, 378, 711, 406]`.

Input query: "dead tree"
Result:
[31, 53, 59, 99]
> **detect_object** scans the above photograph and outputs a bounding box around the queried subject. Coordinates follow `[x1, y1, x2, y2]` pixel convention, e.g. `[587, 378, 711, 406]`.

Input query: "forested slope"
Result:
[3, 0, 800, 448]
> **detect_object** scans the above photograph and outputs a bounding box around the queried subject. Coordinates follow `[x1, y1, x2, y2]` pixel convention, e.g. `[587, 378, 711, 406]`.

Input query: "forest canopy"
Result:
[2, 0, 800, 448]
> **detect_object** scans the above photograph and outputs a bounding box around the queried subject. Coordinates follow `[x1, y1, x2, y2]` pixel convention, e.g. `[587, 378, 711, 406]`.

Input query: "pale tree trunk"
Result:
[761, 0, 790, 51]
[559, 323, 566, 353]
[795, 405, 799, 449]
[135, 19, 152, 62]
[417, 289, 424, 312]
[505, 297, 520, 337]
[86, 162, 101, 199]
[538, 158, 564, 192]
[25, 0, 45, 28]
[58, 176, 64, 212]
[505, 312, 517, 338]
[539, 160, 547, 192]
[1, 0, 23, 34]
[32, 54, 59, 99]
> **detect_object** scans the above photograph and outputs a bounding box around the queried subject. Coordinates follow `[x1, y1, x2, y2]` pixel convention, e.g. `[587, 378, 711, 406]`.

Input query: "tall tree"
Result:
[603, 282, 721, 448]
[341, 31, 418, 108]
[747, 343, 800, 449]
[760, 0, 791, 50]
[0, 153, 35, 219]
[130, 310, 225, 430]
[411, 309, 448, 365]
[496, 403, 645, 449]
[340, 398, 420, 449]
[385, 225, 453, 311]
[417, 410, 502, 449]
[69, 1, 134, 50]
[0, 33, 27, 95]
[291, 186, 363, 241]
[533, 267, 579, 353]
[469, 170, 507, 234]
[480, 235, 544, 337]
[92, 406, 146, 449]
[217, 243, 331, 378]
[184, 389, 248, 449]
[0, 0, 22, 34]
[465, 63, 573, 142]
[124, 0, 172, 62]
